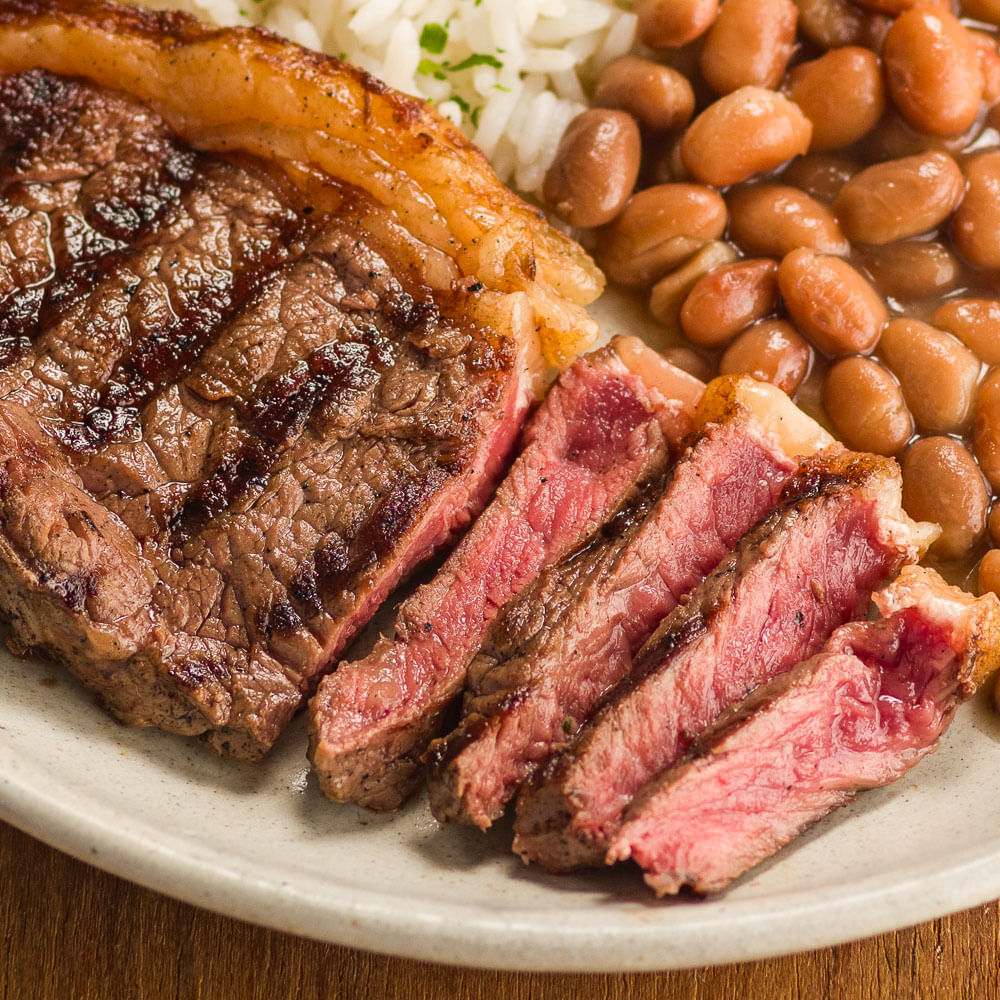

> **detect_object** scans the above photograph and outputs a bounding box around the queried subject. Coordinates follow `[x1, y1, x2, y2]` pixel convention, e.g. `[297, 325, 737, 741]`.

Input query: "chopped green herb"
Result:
[417, 58, 448, 81]
[448, 53, 503, 72]
[238, 7, 247, 15]
[419, 22, 449, 54]
[493, 83, 511, 92]
[470, 106, 482, 128]
[451, 94, 471, 113]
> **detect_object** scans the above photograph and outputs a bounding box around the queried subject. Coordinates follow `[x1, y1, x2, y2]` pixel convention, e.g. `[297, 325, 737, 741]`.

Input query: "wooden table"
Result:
[1, 819, 997, 998]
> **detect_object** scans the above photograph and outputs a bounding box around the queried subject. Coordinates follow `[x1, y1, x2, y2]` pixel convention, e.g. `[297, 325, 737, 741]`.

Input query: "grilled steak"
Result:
[425, 385, 801, 829]
[0, 6, 599, 757]
[609, 566, 1000, 896]
[513, 449, 933, 871]
[309, 338, 700, 810]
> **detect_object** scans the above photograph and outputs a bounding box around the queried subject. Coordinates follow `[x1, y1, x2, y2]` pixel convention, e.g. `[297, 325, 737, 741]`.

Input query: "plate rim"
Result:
[3, 736, 1000, 973]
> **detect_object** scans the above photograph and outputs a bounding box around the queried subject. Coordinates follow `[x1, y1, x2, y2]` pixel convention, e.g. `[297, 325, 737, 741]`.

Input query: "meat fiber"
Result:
[513, 449, 936, 871]
[609, 565, 1000, 895]
[425, 379, 806, 830]
[0, 4, 601, 757]
[308, 337, 702, 810]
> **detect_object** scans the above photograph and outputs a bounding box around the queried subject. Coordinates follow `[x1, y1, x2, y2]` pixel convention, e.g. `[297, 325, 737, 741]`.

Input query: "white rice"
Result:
[136, 0, 637, 194]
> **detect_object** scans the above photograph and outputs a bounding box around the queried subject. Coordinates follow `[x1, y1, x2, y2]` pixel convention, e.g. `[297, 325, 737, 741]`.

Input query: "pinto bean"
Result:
[728, 184, 849, 258]
[854, 241, 959, 301]
[788, 47, 886, 152]
[901, 437, 989, 561]
[681, 87, 812, 187]
[680, 259, 780, 348]
[933, 298, 1000, 366]
[636, 0, 719, 48]
[542, 110, 641, 229]
[990, 503, 1000, 548]
[778, 248, 887, 357]
[648, 240, 740, 328]
[780, 154, 860, 203]
[795, 0, 886, 49]
[854, 0, 935, 10]
[969, 29, 1000, 106]
[964, 0, 1000, 26]
[973, 369, 1000, 489]
[823, 358, 913, 455]
[596, 183, 728, 289]
[833, 152, 966, 246]
[978, 550, 1000, 600]
[878, 318, 981, 434]
[593, 58, 696, 133]
[952, 151, 1000, 270]
[883, 7, 984, 136]
[719, 320, 812, 394]
[699, 0, 798, 95]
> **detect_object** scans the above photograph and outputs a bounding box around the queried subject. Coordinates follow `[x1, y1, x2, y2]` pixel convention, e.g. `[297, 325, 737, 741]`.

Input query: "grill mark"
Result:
[95, 213, 304, 413]
[164, 230, 459, 545]
[41, 158, 309, 450]
[281, 462, 455, 627]
[0, 70, 197, 361]
[170, 336, 394, 540]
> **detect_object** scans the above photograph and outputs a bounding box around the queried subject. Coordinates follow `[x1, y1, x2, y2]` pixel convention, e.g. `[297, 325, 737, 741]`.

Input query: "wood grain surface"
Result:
[1, 820, 997, 999]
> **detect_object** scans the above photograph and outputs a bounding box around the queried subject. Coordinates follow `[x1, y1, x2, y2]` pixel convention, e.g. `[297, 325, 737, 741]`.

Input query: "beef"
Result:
[0, 65, 556, 758]
[425, 394, 800, 829]
[513, 450, 928, 871]
[609, 565, 1000, 896]
[308, 337, 698, 810]
[0, 0, 604, 367]
[0, 69, 195, 372]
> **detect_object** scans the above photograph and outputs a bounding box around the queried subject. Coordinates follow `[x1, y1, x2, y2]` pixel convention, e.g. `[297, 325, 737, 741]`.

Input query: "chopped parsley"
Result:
[448, 53, 504, 72]
[419, 22, 449, 54]
[417, 58, 447, 81]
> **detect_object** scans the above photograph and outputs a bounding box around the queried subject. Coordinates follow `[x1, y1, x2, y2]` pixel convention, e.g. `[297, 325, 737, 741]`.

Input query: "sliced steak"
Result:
[513, 450, 930, 871]
[609, 566, 1000, 895]
[308, 338, 699, 810]
[425, 393, 800, 830]
[0, 69, 548, 758]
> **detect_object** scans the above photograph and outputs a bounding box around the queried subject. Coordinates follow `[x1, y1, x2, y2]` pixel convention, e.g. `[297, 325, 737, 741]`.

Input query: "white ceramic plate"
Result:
[2, 637, 1000, 973]
[2, 296, 1000, 972]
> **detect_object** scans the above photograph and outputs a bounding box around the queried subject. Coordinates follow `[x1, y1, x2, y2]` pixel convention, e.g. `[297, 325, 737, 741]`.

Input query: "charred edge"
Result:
[0, 69, 77, 168]
[780, 464, 851, 506]
[170, 336, 391, 540]
[286, 463, 457, 624]
[638, 608, 711, 671]
[91, 201, 311, 429]
[0, 75, 199, 359]
[165, 656, 231, 692]
[36, 567, 98, 614]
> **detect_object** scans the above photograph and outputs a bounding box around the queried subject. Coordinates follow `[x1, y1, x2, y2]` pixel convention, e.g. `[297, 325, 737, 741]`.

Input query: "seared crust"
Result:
[0, 0, 602, 365]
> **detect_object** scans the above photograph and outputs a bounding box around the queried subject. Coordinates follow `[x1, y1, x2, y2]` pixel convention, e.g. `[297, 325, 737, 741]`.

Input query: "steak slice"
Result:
[513, 449, 934, 871]
[425, 382, 804, 830]
[308, 337, 702, 810]
[0, 66, 559, 757]
[609, 566, 1000, 895]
